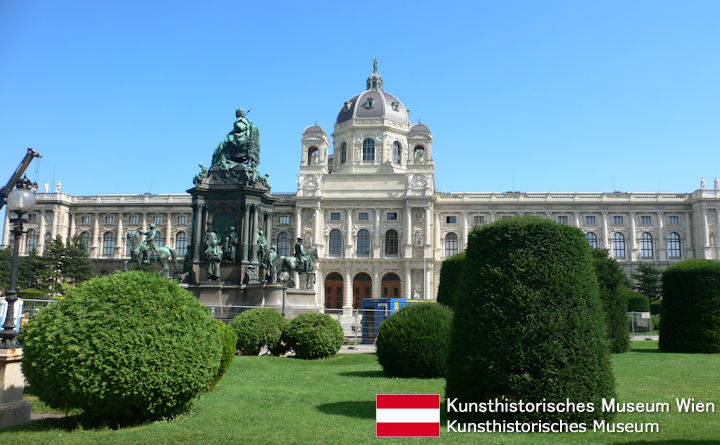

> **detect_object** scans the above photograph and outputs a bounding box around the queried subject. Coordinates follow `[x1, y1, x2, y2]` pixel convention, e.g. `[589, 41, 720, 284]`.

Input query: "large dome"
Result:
[336, 62, 410, 125]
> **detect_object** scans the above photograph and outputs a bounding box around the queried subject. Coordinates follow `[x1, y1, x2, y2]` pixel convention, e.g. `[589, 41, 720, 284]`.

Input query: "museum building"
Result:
[4, 65, 720, 310]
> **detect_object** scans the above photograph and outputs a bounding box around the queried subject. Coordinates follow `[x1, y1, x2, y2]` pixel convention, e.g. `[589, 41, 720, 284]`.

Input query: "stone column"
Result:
[372, 271, 380, 299]
[424, 266, 432, 300]
[115, 214, 123, 259]
[686, 213, 694, 257]
[242, 205, 250, 262]
[192, 204, 203, 262]
[602, 212, 609, 249]
[68, 212, 76, 241]
[92, 213, 100, 259]
[404, 268, 412, 299]
[50, 206, 58, 241]
[462, 211, 469, 250]
[165, 213, 172, 249]
[346, 210, 353, 257]
[266, 211, 273, 247]
[573, 212, 580, 227]
[251, 205, 259, 262]
[38, 211, 46, 254]
[141, 212, 148, 232]
[433, 211, 440, 253]
[1, 212, 9, 248]
[295, 207, 302, 240]
[703, 209, 710, 250]
[313, 207, 322, 255]
[658, 212, 665, 261]
[343, 271, 353, 309]
[425, 207, 432, 246]
[373, 209, 381, 258]
[630, 212, 637, 261]
[404, 207, 412, 255]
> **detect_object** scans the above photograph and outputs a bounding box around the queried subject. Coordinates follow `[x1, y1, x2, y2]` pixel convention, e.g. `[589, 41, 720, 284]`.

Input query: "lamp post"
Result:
[279, 271, 289, 318]
[1, 177, 36, 349]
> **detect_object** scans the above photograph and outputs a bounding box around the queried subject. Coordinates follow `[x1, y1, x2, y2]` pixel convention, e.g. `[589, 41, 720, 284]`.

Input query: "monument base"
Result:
[0, 348, 31, 430]
[182, 282, 319, 314]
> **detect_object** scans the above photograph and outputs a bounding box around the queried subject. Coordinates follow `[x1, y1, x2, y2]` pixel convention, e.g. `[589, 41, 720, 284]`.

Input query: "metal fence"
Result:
[628, 311, 655, 337]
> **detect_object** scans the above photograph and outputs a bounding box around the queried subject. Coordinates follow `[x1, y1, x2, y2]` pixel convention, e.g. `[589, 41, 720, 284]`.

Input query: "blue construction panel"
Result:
[360, 298, 429, 343]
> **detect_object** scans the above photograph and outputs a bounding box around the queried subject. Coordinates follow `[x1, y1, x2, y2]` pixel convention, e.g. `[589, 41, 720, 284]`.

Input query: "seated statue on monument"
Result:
[211, 107, 261, 170]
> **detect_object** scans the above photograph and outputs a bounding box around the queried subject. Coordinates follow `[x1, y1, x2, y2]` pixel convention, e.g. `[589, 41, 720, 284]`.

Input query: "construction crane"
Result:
[1, 148, 42, 212]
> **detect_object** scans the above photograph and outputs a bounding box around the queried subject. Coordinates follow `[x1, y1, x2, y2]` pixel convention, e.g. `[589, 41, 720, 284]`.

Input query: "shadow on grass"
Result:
[316, 401, 375, 419]
[338, 370, 386, 378]
[630, 349, 663, 354]
[5, 415, 88, 433]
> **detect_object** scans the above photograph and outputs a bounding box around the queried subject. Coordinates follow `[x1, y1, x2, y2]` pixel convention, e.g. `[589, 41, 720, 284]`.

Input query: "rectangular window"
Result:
[128, 215, 138, 224]
[668, 215, 679, 225]
[358, 212, 369, 221]
[177, 215, 188, 224]
[105, 215, 114, 224]
[613, 216, 624, 225]
[556, 216, 568, 224]
[27, 213, 37, 223]
[154, 215, 164, 224]
[446, 216, 457, 224]
[279, 215, 290, 225]
[473, 215, 484, 225]
[640, 216, 652, 225]
[585, 215, 596, 225]
[386, 212, 398, 221]
[330, 212, 341, 221]
[81, 215, 91, 224]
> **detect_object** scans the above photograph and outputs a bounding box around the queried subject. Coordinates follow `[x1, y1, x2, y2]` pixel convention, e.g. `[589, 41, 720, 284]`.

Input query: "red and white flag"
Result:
[376, 394, 440, 437]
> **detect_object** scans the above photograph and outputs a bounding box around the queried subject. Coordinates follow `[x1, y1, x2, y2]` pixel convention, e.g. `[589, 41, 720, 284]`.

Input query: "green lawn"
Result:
[2, 341, 719, 444]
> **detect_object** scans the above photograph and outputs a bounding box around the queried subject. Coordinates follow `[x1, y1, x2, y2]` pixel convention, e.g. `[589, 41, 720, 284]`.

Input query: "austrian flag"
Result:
[376, 394, 440, 437]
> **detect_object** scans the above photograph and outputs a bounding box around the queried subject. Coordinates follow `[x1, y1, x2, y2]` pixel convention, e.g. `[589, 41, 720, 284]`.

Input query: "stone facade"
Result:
[4, 67, 720, 309]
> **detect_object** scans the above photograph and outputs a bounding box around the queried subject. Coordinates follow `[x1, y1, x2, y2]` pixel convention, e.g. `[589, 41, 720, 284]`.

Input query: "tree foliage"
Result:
[631, 263, 662, 302]
[591, 248, 630, 353]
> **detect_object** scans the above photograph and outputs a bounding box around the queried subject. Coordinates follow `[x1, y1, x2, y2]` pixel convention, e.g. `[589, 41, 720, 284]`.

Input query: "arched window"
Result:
[340, 142, 347, 164]
[329, 229, 342, 256]
[382, 272, 401, 298]
[667, 232, 682, 258]
[155, 231, 164, 248]
[362, 138, 375, 162]
[79, 231, 91, 253]
[25, 229, 38, 253]
[385, 229, 399, 255]
[445, 232, 459, 257]
[612, 233, 625, 259]
[277, 232, 291, 257]
[325, 272, 344, 309]
[414, 145, 425, 162]
[357, 229, 370, 256]
[586, 232, 598, 249]
[393, 141, 401, 164]
[102, 232, 115, 257]
[308, 146, 319, 165]
[176, 231, 187, 256]
[353, 272, 372, 308]
[640, 232, 653, 258]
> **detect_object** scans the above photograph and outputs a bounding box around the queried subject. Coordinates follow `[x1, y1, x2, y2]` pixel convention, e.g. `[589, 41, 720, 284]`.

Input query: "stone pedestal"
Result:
[0, 348, 31, 429]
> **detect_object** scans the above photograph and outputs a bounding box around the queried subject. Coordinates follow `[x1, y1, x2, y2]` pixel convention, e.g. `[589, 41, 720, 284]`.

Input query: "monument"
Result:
[183, 108, 318, 311]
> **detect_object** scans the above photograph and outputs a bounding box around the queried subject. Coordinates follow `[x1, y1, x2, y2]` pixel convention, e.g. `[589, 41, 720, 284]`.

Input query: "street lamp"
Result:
[279, 271, 290, 318]
[1, 177, 36, 349]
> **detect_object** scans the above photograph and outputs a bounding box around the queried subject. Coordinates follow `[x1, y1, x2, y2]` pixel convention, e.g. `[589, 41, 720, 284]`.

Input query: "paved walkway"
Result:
[630, 334, 659, 341]
[339, 344, 376, 353]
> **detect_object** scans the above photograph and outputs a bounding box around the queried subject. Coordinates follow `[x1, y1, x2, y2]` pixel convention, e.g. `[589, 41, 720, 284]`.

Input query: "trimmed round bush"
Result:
[210, 320, 238, 389]
[625, 290, 650, 312]
[660, 259, 720, 353]
[445, 216, 615, 424]
[591, 248, 630, 353]
[650, 301, 662, 315]
[376, 303, 453, 378]
[282, 312, 343, 359]
[19, 271, 222, 424]
[436, 252, 465, 309]
[230, 308, 287, 355]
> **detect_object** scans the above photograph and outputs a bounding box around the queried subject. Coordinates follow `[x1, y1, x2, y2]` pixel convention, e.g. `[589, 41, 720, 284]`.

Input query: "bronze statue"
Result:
[193, 164, 208, 185]
[228, 227, 239, 262]
[263, 246, 278, 283]
[278, 242, 318, 289]
[211, 107, 261, 170]
[204, 226, 218, 250]
[205, 241, 223, 281]
[124, 230, 179, 278]
[142, 223, 159, 264]
[256, 229, 267, 264]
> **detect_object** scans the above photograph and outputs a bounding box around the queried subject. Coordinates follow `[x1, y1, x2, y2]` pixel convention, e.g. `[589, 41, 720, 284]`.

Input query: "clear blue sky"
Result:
[2, 1, 719, 200]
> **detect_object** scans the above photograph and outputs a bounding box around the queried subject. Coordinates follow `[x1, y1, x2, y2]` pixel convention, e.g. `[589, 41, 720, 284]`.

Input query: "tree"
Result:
[591, 248, 630, 353]
[631, 263, 662, 302]
[18, 248, 49, 291]
[63, 234, 94, 286]
[42, 236, 66, 296]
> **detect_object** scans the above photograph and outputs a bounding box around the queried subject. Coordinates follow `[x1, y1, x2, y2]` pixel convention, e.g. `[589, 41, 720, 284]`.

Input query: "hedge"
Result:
[230, 308, 287, 355]
[19, 271, 222, 425]
[436, 252, 465, 309]
[650, 301, 662, 316]
[376, 303, 453, 378]
[625, 290, 650, 312]
[591, 248, 630, 353]
[659, 259, 720, 353]
[210, 320, 238, 389]
[445, 216, 615, 424]
[281, 312, 343, 359]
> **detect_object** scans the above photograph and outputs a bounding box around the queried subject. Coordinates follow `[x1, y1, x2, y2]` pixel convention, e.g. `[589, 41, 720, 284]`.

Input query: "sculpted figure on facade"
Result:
[193, 164, 208, 186]
[263, 246, 278, 283]
[256, 229, 268, 264]
[227, 227, 239, 262]
[715, 177, 719, 190]
[204, 226, 218, 250]
[701, 177, 706, 190]
[205, 241, 222, 281]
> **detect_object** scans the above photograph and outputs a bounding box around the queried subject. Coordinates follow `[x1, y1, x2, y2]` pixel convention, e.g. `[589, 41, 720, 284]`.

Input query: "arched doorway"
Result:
[324, 272, 343, 310]
[381, 273, 401, 298]
[353, 272, 372, 309]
